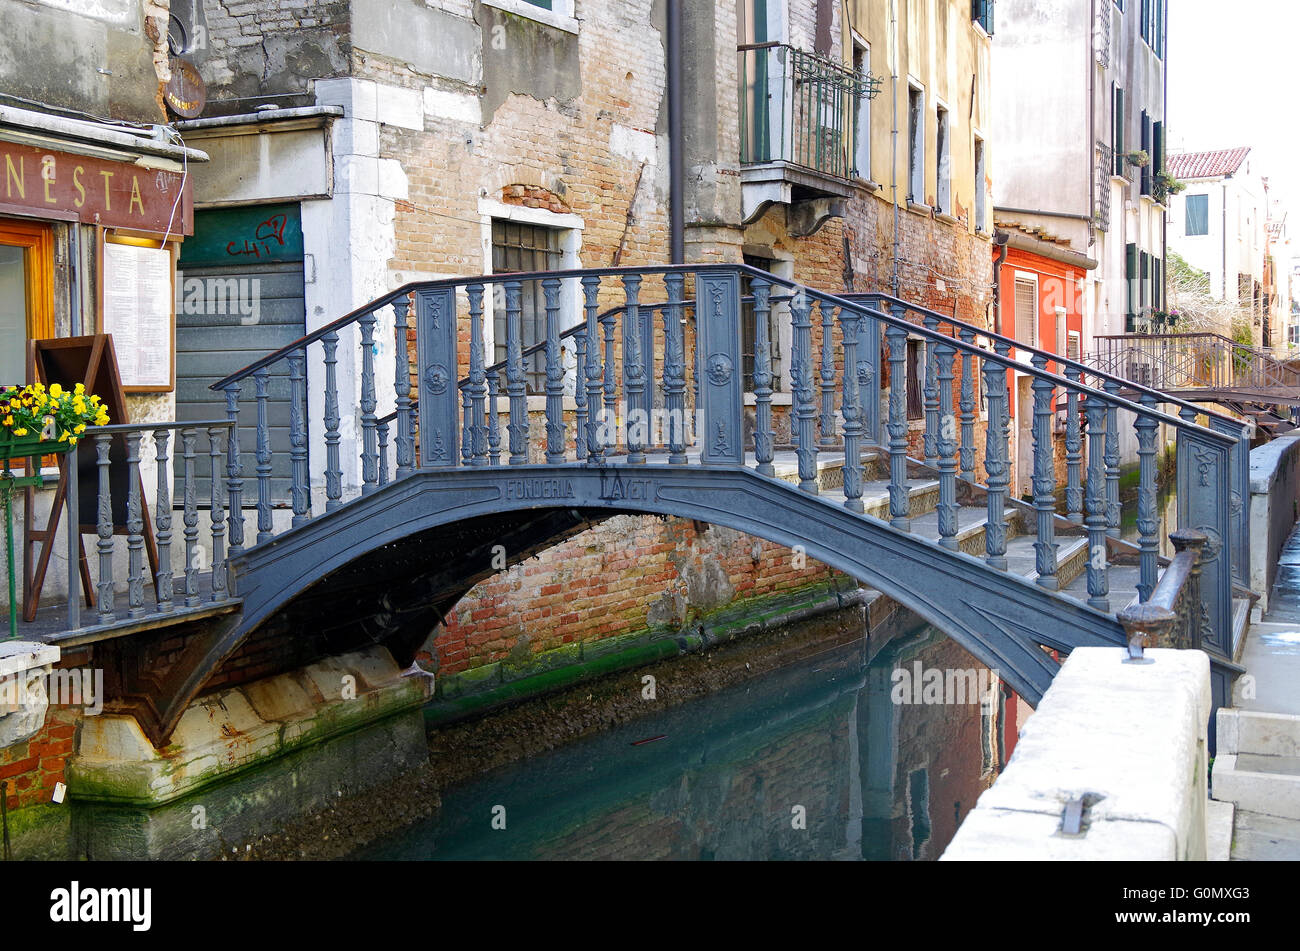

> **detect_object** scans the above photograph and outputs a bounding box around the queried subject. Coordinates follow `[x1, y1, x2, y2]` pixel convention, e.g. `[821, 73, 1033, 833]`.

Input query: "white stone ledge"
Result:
[942, 647, 1211, 861]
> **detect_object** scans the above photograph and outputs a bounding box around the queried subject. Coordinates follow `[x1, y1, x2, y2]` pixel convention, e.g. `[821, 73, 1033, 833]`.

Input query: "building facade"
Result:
[1166, 147, 1268, 343]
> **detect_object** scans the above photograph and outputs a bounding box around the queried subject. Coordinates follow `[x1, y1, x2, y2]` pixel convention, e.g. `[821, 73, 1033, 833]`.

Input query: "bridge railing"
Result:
[33, 420, 237, 636]
[1091, 331, 1300, 394]
[852, 291, 1252, 601]
[210, 264, 1241, 659]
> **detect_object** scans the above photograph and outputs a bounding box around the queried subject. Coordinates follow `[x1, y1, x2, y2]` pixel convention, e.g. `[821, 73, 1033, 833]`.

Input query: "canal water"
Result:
[355, 618, 1006, 861]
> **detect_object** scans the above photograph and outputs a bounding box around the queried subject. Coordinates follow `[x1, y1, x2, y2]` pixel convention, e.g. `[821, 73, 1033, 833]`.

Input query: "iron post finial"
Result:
[1116, 602, 1176, 663]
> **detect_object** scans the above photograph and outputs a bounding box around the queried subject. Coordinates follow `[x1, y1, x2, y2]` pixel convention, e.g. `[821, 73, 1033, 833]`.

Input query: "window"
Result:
[481, 0, 577, 32]
[1140, 0, 1164, 57]
[852, 39, 871, 179]
[974, 135, 987, 232]
[1139, 110, 1152, 195]
[908, 84, 925, 203]
[491, 219, 561, 394]
[1014, 278, 1037, 347]
[1152, 119, 1164, 195]
[1112, 85, 1124, 176]
[1055, 307, 1067, 356]
[971, 0, 995, 35]
[1125, 243, 1138, 329]
[741, 254, 783, 393]
[1066, 331, 1082, 362]
[1140, 251, 1150, 310]
[1185, 194, 1209, 235]
[935, 104, 951, 215]
[0, 219, 54, 387]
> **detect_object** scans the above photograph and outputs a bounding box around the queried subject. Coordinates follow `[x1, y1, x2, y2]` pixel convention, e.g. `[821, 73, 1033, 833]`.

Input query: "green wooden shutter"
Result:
[1125, 243, 1138, 329]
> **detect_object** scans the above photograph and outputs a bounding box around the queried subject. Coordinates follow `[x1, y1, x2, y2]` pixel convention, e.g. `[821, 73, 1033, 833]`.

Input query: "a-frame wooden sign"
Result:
[22, 334, 159, 621]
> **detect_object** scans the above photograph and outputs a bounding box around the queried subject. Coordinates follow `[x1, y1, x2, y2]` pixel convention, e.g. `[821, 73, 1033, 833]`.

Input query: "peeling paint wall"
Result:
[0, 0, 172, 122]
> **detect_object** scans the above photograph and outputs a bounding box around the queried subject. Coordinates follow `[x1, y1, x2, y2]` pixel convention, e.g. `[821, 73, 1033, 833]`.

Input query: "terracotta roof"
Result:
[1166, 147, 1251, 181]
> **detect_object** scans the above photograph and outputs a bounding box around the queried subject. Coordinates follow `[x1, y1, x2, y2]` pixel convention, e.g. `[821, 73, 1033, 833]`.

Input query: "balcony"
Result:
[738, 43, 881, 231]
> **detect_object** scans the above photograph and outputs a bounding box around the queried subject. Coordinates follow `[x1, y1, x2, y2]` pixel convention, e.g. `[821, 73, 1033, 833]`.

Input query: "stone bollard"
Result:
[0, 641, 60, 748]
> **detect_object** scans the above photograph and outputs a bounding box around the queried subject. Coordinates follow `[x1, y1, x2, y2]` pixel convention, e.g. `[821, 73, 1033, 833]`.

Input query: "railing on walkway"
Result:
[1091, 331, 1300, 395]
[198, 265, 1247, 664]
[738, 42, 880, 180]
[40, 420, 237, 636]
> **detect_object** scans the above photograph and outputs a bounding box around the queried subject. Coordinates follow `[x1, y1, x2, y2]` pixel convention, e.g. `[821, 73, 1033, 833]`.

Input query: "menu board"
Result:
[102, 240, 174, 391]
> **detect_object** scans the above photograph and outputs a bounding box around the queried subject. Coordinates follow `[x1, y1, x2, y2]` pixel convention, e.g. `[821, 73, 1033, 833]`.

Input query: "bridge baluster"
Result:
[543, 276, 566, 463]
[819, 300, 838, 448]
[1064, 366, 1084, 522]
[838, 307, 864, 513]
[359, 311, 380, 489]
[792, 291, 818, 493]
[922, 314, 940, 466]
[936, 339, 959, 549]
[460, 383, 472, 467]
[124, 431, 145, 619]
[601, 306, 618, 455]
[1030, 355, 1058, 589]
[982, 344, 1011, 570]
[394, 296, 415, 477]
[322, 331, 342, 512]
[208, 427, 227, 602]
[1135, 394, 1160, 602]
[622, 275, 647, 464]
[886, 306, 910, 531]
[574, 325, 589, 462]
[378, 419, 391, 485]
[254, 367, 273, 544]
[466, 285, 488, 466]
[223, 384, 244, 557]
[1084, 392, 1111, 611]
[153, 428, 173, 615]
[289, 349, 310, 526]
[486, 369, 502, 466]
[504, 280, 529, 465]
[1102, 379, 1122, 538]
[181, 428, 199, 608]
[751, 276, 775, 477]
[664, 272, 688, 464]
[581, 276, 604, 463]
[958, 329, 976, 481]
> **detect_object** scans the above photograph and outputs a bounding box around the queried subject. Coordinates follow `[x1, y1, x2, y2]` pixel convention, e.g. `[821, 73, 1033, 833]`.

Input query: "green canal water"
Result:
[355, 619, 1006, 861]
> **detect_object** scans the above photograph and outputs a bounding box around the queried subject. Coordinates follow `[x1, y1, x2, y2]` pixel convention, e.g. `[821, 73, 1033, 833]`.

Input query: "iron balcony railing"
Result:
[1091, 332, 1300, 395]
[738, 42, 881, 181]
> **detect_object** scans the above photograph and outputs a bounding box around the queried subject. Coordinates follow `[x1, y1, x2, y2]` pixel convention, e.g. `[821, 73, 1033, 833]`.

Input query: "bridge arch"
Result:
[142, 465, 1130, 741]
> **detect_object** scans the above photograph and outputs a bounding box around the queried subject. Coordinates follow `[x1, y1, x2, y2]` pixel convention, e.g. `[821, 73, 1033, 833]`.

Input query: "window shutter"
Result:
[1014, 279, 1037, 347]
[1125, 243, 1137, 320]
[1113, 87, 1125, 175]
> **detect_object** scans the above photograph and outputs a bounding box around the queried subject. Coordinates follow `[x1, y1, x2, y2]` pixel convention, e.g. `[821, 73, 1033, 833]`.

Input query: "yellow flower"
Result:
[74, 424, 85, 434]
[74, 383, 85, 395]
[13, 428, 26, 436]
[49, 383, 63, 398]
[59, 432, 69, 442]
[2, 416, 11, 427]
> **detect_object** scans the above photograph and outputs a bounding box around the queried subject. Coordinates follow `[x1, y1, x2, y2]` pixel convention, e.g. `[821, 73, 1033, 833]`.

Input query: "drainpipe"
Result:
[667, 0, 684, 265]
[992, 230, 1010, 336]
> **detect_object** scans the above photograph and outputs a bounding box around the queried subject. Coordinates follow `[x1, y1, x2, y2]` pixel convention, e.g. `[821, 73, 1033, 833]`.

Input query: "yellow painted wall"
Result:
[844, 0, 991, 232]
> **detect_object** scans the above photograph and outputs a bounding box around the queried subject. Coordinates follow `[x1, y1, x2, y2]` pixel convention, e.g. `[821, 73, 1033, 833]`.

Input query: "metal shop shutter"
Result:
[176, 204, 306, 505]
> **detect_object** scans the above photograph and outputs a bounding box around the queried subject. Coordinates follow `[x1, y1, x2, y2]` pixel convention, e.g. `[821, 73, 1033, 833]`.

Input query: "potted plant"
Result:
[0, 382, 109, 464]
[1126, 149, 1151, 168]
[1154, 169, 1185, 194]
[1, 382, 108, 638]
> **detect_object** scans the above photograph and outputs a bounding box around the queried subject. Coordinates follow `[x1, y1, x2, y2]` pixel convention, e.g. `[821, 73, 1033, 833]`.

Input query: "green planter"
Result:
[0, 430, 73, 467]
[1, 431, 73, 639]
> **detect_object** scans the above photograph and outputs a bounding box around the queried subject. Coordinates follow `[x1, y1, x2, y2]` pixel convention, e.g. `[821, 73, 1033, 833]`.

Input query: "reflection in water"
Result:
[1120, 480, 1179, 558]
[357, 617, 1007, 861]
